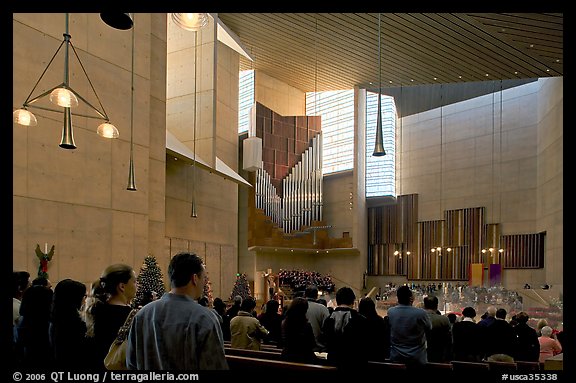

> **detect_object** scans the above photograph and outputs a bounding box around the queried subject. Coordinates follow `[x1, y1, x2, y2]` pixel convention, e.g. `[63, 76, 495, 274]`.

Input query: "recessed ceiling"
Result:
[217, 13, 563, 92]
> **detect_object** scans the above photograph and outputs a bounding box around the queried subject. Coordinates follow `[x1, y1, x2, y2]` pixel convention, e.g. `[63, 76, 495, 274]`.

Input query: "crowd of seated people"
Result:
[12, 264, 563, 371]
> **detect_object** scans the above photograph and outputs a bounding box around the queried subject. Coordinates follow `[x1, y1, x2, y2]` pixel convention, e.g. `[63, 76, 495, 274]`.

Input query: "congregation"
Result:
[12, 252, 563, 372]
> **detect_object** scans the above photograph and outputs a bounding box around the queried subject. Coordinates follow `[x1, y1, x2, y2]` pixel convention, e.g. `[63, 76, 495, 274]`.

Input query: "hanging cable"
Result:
[191, 31, 199, 217]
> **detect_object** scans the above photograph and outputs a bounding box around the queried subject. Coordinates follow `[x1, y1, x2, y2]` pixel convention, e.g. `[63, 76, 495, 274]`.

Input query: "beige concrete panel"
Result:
[442, 139, 476, 171]
[215, 136, 238, 169]
[81, 136, 116, 208]
[324, 174, 354, 237]
[539, 180, 563, 216]
[150, 35, 168, 101]
[149, 98, 167, 162]
[148, 220, 167, 266]
[539, 140, 562, 184]
[133, 213, 149, 265]
[190, 241, 207, 259]
[13, 125, 28, 197]
[195, 171, 238, 215]
[27, 125, 91, 205]
[220, 245, 238, 300]
[12, 24, 60, 106]
[13, 197, 30, 272]
[502, 94, 538, 133]
[503, 127, 538, 162]
[150, 13, 167, 41]
[111, 210, 137, 266]
[164, 198, 192, 239]
[501, 221, 537, 235]
[199, 41, 216, 93]
[165, 156, 188, 200]
[167, 47, 196, 99]
[111, 139, 149, 214]
[538, 78, 563, 112]
[255, 71, 305, 116]
[538, 108, 563, 150]
[205, 243, 221, 297]
[167, 95, 196, 141]
[14, 14, 64, 41]
[503, 269, 545, 291]
[501, 189, 537, 222]
[169, 238, 189, 260]
[133, 75, 152, 148]
[149, 158, 166, 222]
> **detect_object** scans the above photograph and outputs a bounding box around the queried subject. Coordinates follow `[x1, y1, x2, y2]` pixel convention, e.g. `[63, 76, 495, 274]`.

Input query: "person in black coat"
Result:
[513, 311, 540, 361]
[358, 296, 389, 361]
[452, 306, 484, 362]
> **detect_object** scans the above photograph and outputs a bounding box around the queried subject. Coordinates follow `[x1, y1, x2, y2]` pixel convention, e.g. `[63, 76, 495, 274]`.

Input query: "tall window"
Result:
[365, 91, 396, 197]
[238, 70, 254, 133]
[306, 90, 354, 174]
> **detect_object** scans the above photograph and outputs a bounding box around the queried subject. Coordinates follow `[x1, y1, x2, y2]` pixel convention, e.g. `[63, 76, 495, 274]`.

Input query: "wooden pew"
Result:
[367, 360, 407, 370]
[225, 354, 337, 371]
[425, 362, 453, 370]
[488, 361, 518, 372]
[516, 361, 541, 371]
[451, 360, 490, 371]
[225, 347, 283, 360]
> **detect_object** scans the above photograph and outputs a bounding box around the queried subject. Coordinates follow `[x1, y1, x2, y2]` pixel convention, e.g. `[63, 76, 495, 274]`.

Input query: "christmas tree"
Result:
[133, 255, 166, 308]
[229, 273, 252, 301]
[203, 273, 213, 306]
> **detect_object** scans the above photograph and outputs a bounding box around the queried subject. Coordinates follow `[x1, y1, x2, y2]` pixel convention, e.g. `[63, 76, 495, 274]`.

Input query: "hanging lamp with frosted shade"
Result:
[172, 13, 209, 31]
[12, 108, 37, 126]
[373, 13, 386, 156]
[13, 13, 118, 149]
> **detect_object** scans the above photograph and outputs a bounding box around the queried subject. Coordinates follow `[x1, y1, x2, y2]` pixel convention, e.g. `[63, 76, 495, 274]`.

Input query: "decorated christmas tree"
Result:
[133, 255, 166, 308]
[203, 273, 213, 306]
[229, 273, 252, 301]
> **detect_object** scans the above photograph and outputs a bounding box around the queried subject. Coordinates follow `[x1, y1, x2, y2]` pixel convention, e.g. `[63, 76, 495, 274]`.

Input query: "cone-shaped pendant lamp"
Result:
[373, 13, 386, 156]
[127, 17, 137, 191]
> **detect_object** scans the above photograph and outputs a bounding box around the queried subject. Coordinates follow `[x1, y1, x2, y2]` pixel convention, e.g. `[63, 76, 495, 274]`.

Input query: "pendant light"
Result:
[13, 13, 118, 148]
[126, 16, 137, 191]
[372, 13, 386, 156]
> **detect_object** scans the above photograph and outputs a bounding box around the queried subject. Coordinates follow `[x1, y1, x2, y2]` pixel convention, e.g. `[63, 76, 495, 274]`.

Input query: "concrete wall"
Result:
[368, 79, 563, 292]
[536, 78, 563, 294]
[165, 16, 241, 300]
[13, 13, 166, 286]
[255, 71, 306, 117]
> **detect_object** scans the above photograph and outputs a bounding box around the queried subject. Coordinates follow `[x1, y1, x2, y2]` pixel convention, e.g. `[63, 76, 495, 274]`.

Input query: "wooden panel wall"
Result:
[371, 199, 546, 280]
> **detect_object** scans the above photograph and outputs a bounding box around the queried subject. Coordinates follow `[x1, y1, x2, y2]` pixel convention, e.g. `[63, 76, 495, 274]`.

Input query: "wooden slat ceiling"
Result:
[217, 13, 563, 93]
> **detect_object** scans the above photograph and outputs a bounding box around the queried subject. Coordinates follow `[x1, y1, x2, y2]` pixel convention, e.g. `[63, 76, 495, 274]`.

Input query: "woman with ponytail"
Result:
[85, 264, 136, 369]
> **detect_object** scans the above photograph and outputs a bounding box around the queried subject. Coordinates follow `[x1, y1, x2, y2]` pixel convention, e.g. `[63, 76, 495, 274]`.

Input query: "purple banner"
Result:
[489, 263, 502, 286]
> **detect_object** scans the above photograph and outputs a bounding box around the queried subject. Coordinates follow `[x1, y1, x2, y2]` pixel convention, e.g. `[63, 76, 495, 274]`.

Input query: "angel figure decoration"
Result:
[35, 243, 55, 279]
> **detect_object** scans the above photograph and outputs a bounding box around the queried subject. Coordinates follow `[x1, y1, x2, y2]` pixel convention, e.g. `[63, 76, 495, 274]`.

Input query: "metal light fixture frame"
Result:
[13, 13, 117, 149]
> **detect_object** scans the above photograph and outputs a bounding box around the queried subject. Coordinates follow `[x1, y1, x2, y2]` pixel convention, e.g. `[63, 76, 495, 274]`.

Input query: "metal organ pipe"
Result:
[253, 133, 324, 233]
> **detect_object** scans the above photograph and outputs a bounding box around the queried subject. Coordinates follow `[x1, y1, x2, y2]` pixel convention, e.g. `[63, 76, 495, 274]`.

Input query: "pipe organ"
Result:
[255, 133, 323, 233]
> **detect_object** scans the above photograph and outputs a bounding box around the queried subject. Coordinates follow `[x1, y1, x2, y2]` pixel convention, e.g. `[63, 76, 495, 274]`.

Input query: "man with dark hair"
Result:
[423, 295, 452, 362]
[127, 252, 228, 370]
[321, 286, 368, 369]
[387, 285, 432, 368]
[304, 284, 330, 352]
